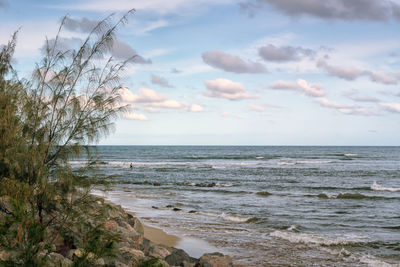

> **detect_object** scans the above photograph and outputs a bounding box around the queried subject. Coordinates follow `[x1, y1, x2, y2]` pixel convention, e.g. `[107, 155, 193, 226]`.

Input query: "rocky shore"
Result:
[0, 194, 236, 267]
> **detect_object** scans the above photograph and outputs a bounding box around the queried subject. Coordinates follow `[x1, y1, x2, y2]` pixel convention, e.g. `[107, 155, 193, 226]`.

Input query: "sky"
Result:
[1, 0, 400, 145]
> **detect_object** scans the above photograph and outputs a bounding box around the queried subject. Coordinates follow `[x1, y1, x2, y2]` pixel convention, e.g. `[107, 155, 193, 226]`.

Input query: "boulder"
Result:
[104, 220, 119, 231]
[148, 245, 171, 259]
[165, 248, 195, 266]
[119, 246, 145, 264]
[0, 250, 11, 261]
[47, 252, 73, 267]
[129, 217, 144, 235]
[197, 252, 233, 267]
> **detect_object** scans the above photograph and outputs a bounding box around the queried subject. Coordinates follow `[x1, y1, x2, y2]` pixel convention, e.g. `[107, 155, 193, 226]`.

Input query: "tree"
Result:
[0, 10, 135, 266]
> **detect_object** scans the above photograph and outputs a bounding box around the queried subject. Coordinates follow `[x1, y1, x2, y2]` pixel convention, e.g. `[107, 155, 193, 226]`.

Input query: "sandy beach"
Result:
[143, 224, 180, 247]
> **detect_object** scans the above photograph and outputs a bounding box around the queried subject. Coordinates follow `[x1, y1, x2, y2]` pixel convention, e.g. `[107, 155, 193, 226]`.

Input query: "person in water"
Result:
[130, 163, 133, 169]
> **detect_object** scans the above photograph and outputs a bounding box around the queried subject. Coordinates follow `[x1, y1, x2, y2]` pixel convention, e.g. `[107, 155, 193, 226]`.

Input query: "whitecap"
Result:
[371, 181, 400, 192]
[215, 183, 233, 187]
[199, 212, 251, 223]
[277, 161, 297, 165]
[270, 230, 366, 246]
[277, 160, 332, 165]
[344, 153, 358, 157]
[359, 255, 399, 267]
[212, 166, 226, 169]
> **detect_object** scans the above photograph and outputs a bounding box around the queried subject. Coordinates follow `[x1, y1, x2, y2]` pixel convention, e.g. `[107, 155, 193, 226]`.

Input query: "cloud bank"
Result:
[317, 59, 400, 84]
[241, 0, 400, 21]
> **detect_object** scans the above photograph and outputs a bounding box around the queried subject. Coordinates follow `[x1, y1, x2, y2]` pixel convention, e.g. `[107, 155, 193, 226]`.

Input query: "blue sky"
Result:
[1, 0, 400, 145]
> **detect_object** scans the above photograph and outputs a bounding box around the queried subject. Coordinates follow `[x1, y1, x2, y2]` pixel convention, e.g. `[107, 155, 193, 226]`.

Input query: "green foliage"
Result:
[0, 10, 134, 265]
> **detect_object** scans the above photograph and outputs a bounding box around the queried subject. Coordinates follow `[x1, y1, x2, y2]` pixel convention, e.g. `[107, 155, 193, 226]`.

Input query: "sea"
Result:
[72, 146, 400, 266]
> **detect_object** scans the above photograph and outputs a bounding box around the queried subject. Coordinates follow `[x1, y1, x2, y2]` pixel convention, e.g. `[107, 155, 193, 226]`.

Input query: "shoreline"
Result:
[95, 190, 226, 261]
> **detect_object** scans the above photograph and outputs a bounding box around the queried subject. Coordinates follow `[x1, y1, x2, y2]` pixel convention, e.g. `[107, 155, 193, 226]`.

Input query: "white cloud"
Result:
[317, 59, 362, 81]
[269, 79, 325, 97]
[138, 20, 169, 34]
[344, 89, 381, 103]
[144, 107, 160, 113]
[51, 0, 234, 14]
[317, 59, 400, 85]
[123, 112, 148, 120]
[204, 78, 254, 100]
[189, 103, 204, 112]
[379, 102, 400, 113]
[316, 97, 379, 116]
[119, 87, 203, 112]
[248, 103, 265, 112]
[365, 70, 400, 85]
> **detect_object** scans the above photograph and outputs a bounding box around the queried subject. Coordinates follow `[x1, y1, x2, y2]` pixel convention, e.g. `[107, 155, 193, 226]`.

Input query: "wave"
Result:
[359, 255, 399, 267]
[277, 160, 332, 165]
[307, 186, 371, 191]
[344, 153, 358, 157]
[371, 181, 400, 192]
[198, 212, 257, 223]
[176, 182, 233, 188]
[270, 231, 366, 246]
[306, 193, 392, 200]
[287, 224, 305, 232]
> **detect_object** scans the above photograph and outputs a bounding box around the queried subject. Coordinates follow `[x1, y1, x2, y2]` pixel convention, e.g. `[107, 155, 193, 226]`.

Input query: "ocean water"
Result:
[76, 146, 400, 266]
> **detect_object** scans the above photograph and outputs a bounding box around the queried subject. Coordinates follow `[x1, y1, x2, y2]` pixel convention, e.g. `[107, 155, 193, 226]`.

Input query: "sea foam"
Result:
[270, 231, 366, 246]
[371, 181, 400, 192]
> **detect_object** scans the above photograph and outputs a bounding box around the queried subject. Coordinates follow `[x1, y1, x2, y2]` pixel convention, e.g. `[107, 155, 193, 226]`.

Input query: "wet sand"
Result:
[143, 224, 218, 258]
[143, 224, 180, 247]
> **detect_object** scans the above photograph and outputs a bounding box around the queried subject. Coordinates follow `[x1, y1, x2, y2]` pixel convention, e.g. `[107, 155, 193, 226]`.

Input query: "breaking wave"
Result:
[198, 212, 257, 223]
[371, 181, 400, 192]
[270, 231, 366, 246]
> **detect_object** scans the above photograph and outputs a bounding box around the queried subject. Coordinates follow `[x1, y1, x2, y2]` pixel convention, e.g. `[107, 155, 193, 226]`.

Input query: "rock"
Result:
[94, 257, 105, 266]
[172, 208, 182, 211]
[152, 206, 159, 209]
[104, 220, 119, 231]
[188, 210, 197, 213]
[0, 250, 11, 261]
[140, 258, 171, 267]
[165, 248, 194, 266]
[166, 205, 174, 208]
[198, 252, 233, 267]
[132, 217, 144, 235]
[114, 261, 130, 267]
[148, 245, 171, 259]
[67, 248, 84, 260]
[122, 221, 134, 232]
[119, 246, 145, 264]
[48, 252, 73, 267]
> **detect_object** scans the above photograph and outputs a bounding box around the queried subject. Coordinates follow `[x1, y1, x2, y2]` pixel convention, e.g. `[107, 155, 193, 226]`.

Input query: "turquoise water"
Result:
[75, 146, 400, 266]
